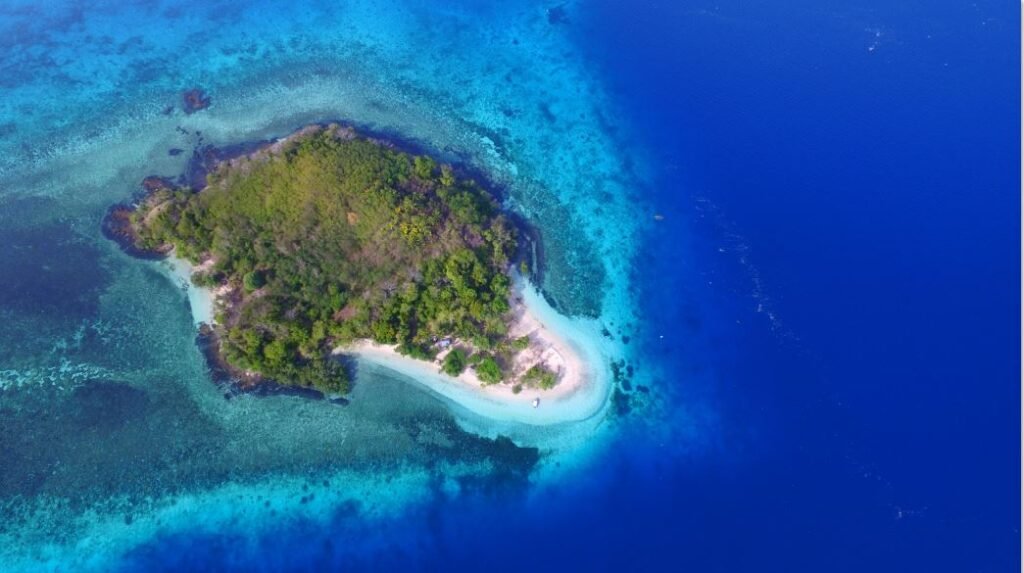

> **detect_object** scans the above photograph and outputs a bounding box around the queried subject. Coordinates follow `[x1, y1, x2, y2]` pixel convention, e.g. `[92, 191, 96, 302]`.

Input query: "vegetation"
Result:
[511, 335, 531, 351]
[523, 364, 558, 390]
[242, 270, 266, 292]
[441, 348, 468, 377]
[473, 354, 503, 385]
[132, 125, 519, 395]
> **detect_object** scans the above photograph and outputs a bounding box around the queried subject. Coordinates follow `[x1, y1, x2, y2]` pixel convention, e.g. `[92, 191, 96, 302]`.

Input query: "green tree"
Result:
[441, 348, 468, 377]
[127, 125, 522, 397]
[263, 339, 288, 368]
[439, 165, 456, 187]
[524, 364, 557, 390]
[414, 156, 436, 180]
[243, 270, 266, 291]
[474, 355, 502, 385]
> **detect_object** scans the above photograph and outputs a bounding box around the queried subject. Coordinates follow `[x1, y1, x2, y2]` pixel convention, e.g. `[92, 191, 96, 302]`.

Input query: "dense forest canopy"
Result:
[132, 125, 525, 394]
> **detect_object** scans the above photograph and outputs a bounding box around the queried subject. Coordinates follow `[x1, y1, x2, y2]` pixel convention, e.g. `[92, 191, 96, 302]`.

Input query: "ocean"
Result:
[0, 0, 1018, 571]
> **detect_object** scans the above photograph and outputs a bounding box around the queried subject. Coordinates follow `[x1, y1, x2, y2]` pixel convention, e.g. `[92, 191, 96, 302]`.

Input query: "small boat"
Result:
[532, 398, 540, 408]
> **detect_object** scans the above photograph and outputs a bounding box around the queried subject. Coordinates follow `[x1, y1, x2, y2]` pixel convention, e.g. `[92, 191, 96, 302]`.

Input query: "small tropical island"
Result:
[111, 124, 592, 411]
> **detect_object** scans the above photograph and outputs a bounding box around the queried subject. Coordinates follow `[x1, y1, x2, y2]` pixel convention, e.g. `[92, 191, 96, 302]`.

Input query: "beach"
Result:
[337, 278, 612, 426]
[161, 248, 612, 427]
[0, 1, 644, 568]
[162, 257, 214, 326]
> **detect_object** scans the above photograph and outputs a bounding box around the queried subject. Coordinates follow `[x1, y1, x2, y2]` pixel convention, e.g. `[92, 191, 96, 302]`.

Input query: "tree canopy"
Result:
[132, 125, 518, 394]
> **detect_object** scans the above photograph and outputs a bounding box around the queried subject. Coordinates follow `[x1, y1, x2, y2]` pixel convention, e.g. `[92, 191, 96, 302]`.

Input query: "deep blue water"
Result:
[568, 0, 1021, 570]
[0, 0, 1018, 571]
[139, 1, 1018, 571]
[371, 1, 1021, 570]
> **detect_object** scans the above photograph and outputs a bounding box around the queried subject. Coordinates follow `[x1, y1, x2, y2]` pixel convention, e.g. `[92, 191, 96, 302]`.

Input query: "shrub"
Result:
[263, 339, 288, 368]
[511, 336, 530, 351]
[474, 355, 502, 385]
[441, 348, 468, 377]
[524, 364, 557, 390]
[398, 342, 435, 361]
[414, 156, 436, 180]
[191, 271, 222, 288]
[242, 270, 266, 292]
[440, 165, 456, 187]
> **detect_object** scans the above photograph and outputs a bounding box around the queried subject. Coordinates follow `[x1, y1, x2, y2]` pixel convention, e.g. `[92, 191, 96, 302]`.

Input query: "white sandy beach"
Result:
[163, 252, 611, 426]
[161, 254, 231, 326]
[163, 256, 215, 326]
[337, 278, 612, 426]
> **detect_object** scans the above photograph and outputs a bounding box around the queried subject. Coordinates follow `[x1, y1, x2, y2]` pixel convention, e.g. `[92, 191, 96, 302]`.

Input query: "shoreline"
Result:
[159, 248, 612, 425]
[160, 255, 217, 326]
[161, 254, 352, 405]
[124, 123, 613, 427]
[336, 277, 611, 426]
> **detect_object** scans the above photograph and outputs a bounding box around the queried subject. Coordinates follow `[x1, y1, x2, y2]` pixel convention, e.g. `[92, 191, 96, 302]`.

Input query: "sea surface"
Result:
[0, 0, 1019, 571]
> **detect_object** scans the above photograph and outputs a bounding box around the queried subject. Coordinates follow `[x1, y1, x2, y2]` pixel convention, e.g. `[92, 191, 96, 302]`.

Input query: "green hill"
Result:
[131, 125, 520, 394]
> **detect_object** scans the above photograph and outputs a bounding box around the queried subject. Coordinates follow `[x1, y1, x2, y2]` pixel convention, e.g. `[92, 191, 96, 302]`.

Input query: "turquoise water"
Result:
[3, 0, 1017, 570]
[0, 0, 664, 569]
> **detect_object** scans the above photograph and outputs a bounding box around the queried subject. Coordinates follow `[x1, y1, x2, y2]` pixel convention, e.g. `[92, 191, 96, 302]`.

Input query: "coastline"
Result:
[160, 255, 217, 326]
[126, 122, 615, 427]
[159, 249, 612, 426]
[336, 277, 612, 426]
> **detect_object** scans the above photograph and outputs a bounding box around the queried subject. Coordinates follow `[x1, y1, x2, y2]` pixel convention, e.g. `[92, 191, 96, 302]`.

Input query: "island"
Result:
[112, 124, 591, 409]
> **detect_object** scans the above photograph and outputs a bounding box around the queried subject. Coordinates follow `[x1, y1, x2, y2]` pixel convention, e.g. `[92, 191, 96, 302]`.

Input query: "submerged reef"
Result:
[181, 88, 212, 114]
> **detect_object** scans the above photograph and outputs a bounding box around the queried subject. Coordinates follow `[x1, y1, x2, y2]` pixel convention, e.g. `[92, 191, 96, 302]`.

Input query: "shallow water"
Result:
[1, 0, 649, 569]
[0, 0, 1018, 571]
